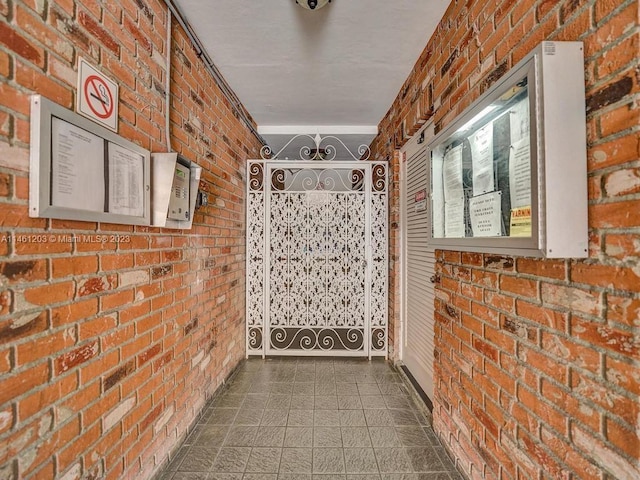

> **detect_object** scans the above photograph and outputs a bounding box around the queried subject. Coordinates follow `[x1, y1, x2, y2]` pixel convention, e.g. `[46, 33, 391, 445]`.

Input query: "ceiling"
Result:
[174, 0, 450, 158]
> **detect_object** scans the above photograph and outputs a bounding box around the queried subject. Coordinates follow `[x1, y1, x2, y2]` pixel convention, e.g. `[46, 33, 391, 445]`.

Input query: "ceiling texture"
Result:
[172, 0, 450, 159]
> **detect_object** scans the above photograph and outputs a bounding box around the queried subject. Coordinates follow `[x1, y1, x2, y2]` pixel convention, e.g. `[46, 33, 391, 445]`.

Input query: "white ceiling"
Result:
[175, 0, 450, 158]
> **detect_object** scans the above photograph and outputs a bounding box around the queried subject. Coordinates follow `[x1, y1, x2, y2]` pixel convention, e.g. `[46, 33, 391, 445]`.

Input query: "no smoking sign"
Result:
[77, 58, 119, 132]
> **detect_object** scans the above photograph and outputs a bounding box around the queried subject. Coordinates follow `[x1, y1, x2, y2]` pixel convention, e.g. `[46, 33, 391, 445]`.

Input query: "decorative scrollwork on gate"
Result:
[370, 192, 387, 329]
[269, 168, 367, 192]
[247, 161, 266, 355]
[270, 327, 364, 351]
[249, 162, 264, 191]
[370, 163, 388, 352]
[371, 328, 386, 351]
[248, 327, 263, 350]
[260, 133, 371, 161]
[372, 163, 387, 192]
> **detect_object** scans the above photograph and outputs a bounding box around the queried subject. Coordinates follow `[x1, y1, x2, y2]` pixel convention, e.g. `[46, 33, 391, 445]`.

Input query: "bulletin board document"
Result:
[469, 191, 502, 237]
[469, 123, 494, 196]
[509, 137, 532, 208]
[51, 118, 105, 212]
[108, 143, 145, 217]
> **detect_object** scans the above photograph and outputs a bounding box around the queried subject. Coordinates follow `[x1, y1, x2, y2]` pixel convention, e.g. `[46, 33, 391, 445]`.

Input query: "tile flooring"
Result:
[157, 358, 463, 480]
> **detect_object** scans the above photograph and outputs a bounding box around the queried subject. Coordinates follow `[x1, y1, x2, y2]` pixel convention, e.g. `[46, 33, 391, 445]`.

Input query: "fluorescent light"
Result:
[457, 105, 497, 132]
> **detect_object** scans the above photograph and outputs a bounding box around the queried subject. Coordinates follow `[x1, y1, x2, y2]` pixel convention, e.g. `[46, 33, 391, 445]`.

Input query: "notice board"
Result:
[426, 41, 588, 258]
[29, 95, 150, 225]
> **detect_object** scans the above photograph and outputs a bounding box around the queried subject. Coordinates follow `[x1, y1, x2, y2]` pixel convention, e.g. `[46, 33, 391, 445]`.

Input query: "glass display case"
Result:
[428, 41, 588, 258]
[29, 95, 151, 226]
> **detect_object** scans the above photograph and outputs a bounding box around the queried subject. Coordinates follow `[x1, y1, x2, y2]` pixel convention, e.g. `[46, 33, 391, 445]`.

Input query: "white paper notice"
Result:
[443, 145, 463, 201]
[51, 118, 105, 211]
[469, 191, 502, 237]
[510, 97, 530, 144]
[469, 122, 494, 196]
[432, 158, 445, 238]
[444, 197, 465, 238]
[108, 143, 144, 217]
[509, 137, 531, 208]
[443, 145, 465, 238]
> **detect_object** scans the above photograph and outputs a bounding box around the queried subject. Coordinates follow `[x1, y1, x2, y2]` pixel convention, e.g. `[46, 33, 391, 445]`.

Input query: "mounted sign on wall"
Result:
[76, 57, 119, 132]
[414, 188, 427, 212]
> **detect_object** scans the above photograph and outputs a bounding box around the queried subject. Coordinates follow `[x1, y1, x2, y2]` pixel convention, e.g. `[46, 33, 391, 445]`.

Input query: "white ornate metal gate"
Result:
[246, 136, 388, 357]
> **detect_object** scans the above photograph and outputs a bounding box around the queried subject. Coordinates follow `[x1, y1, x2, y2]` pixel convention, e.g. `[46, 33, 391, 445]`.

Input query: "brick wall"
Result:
[0, 1, 261, 479]
[371, 0, 639, 479]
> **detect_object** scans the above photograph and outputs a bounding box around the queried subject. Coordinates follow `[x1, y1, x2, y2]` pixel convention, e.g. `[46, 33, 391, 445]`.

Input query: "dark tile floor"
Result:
[156, 358, 463, 480]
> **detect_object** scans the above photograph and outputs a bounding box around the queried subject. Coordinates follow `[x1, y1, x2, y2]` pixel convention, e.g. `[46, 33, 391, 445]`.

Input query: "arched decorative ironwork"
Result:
[260, 133, 371, 161]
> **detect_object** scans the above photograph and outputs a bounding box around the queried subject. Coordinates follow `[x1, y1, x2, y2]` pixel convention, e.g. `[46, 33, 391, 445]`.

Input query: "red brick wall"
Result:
[371, 0, 639, 479]
[0, 1, 261, 479]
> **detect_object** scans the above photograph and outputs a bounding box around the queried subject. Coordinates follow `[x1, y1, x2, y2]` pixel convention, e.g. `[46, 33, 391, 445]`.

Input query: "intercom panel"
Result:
[168, 162, 190, 220]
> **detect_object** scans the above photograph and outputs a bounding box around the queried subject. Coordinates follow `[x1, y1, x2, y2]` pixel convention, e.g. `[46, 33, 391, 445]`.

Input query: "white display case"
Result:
[428, 41, 588, 258]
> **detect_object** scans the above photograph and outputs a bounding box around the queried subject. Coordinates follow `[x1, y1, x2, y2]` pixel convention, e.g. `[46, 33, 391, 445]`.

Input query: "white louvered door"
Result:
[402, 143, 436, 400]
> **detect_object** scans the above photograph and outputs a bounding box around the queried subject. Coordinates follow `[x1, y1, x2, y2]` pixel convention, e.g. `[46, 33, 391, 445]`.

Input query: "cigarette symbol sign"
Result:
[77, 57, 119, 132]
[84, 75, 113, 119]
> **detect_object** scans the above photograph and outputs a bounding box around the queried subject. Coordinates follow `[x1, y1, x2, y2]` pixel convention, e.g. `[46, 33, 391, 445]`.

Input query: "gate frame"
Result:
[246, 137, 388, 359]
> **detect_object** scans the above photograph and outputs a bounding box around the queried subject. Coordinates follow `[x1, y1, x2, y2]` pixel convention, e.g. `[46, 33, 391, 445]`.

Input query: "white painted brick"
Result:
[604, 169, 640, 197]
[190, 114, 203, 131]
[200, 354, 211, 371]
[0, 411, 10, 432]
[153, 405, 174, 435]
[59, 463, 81, 480]
[119, 270, 150, 287]
[151, 48, 167, 70]
[0, 462, 16, 480]
[103, 397, 135, 432]
[191, 350, 204, 368]
[573, 426, 638, 480]
[0, 139, 29, 173]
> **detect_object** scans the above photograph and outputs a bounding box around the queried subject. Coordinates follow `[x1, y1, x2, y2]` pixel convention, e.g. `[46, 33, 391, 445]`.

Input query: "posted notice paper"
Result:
[108, 143, 144, 217]
[432, 157, 445, 238]
[510, 97, 530, 144]
[469, 122, 494, 196]
[509, 136, 531, 208]
[51, 118, 105, 211]
[444, 196, 465, 238]
[443, 145, 463, 202]
[443, 145, 465, 238]
[510, 205, 532, 237]
[469, 191, 502, 237]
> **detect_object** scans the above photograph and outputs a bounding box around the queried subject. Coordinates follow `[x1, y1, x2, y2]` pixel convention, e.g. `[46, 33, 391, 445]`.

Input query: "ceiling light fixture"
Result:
[296, 0, 331, 11]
